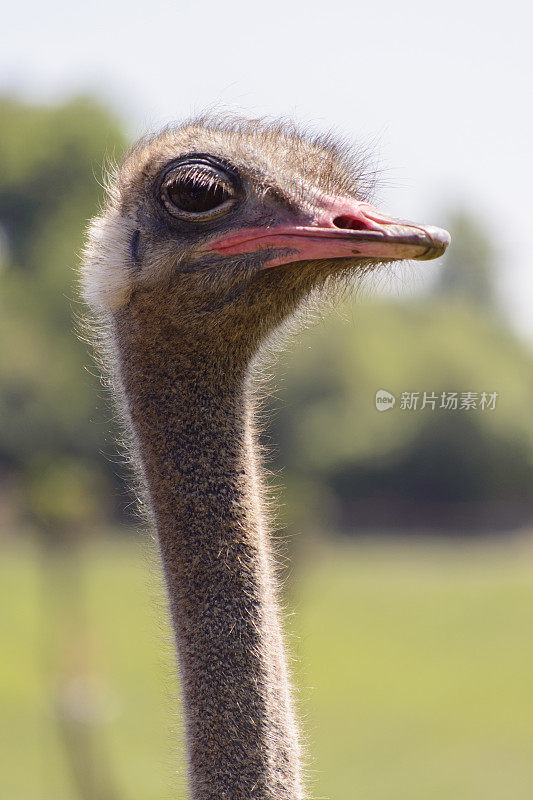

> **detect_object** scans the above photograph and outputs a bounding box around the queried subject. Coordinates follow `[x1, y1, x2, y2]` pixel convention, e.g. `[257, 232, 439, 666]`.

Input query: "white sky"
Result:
[2, 0, 532, 339]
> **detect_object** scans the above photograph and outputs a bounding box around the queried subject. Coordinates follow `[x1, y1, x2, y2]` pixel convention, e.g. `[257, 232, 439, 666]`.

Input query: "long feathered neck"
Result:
[109, 301, 304, 800]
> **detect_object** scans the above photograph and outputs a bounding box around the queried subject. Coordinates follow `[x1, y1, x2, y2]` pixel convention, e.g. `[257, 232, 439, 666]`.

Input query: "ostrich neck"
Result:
[112, 311, 303, 800]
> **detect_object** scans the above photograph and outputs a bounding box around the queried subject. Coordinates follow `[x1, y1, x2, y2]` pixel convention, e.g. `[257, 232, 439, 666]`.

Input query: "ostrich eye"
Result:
[166, 177, 230, 213]
[161, 162, 237, 220]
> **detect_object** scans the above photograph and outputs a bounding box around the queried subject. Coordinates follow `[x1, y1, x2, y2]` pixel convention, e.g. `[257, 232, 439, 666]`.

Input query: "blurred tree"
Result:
[268, 298, 533, 535]
[0, 96, 128, 533]
[1, 95, 532, 541]
[435, 211, 496, 309]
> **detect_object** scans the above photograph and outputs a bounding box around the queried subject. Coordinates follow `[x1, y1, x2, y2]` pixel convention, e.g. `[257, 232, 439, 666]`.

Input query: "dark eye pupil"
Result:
[166, 177, 231, 213]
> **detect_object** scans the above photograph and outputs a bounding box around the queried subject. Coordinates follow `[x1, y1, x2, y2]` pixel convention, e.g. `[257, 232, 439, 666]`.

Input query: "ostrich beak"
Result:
[204, 196, 450, 268]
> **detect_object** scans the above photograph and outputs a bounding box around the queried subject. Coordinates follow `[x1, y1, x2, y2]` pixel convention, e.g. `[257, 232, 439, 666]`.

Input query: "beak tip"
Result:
[415, 226, 451, 261]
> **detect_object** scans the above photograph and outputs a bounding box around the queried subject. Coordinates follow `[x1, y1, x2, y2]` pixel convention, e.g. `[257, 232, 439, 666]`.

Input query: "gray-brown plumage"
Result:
[81, 115, 449, 800]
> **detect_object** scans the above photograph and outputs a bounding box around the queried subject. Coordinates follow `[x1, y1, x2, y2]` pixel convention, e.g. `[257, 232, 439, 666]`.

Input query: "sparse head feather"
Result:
[81, 113, 376, 314]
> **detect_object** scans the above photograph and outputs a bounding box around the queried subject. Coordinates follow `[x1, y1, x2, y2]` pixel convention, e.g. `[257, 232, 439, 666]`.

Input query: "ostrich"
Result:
[81, 116, 449, 800]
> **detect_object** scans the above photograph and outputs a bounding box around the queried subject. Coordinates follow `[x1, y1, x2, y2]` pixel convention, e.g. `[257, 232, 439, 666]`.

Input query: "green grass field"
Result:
[2, 535, 533, 799]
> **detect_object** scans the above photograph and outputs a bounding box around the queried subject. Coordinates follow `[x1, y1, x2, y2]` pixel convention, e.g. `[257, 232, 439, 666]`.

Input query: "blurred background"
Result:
[1, 1, 532, 798]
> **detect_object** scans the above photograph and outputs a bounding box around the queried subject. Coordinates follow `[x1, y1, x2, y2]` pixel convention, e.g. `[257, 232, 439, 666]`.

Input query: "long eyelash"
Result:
[171, 165, 233, 195]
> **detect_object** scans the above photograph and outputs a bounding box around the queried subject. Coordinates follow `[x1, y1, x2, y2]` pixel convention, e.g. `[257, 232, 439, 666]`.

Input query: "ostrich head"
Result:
[83, 116, 449, 361]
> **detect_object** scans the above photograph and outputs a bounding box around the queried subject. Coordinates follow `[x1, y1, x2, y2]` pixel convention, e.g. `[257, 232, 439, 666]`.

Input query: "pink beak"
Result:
[204, 195, 450, 268]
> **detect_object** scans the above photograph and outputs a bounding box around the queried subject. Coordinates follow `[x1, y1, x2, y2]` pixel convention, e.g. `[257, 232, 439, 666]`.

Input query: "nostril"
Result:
[332, 215, 370, 231]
